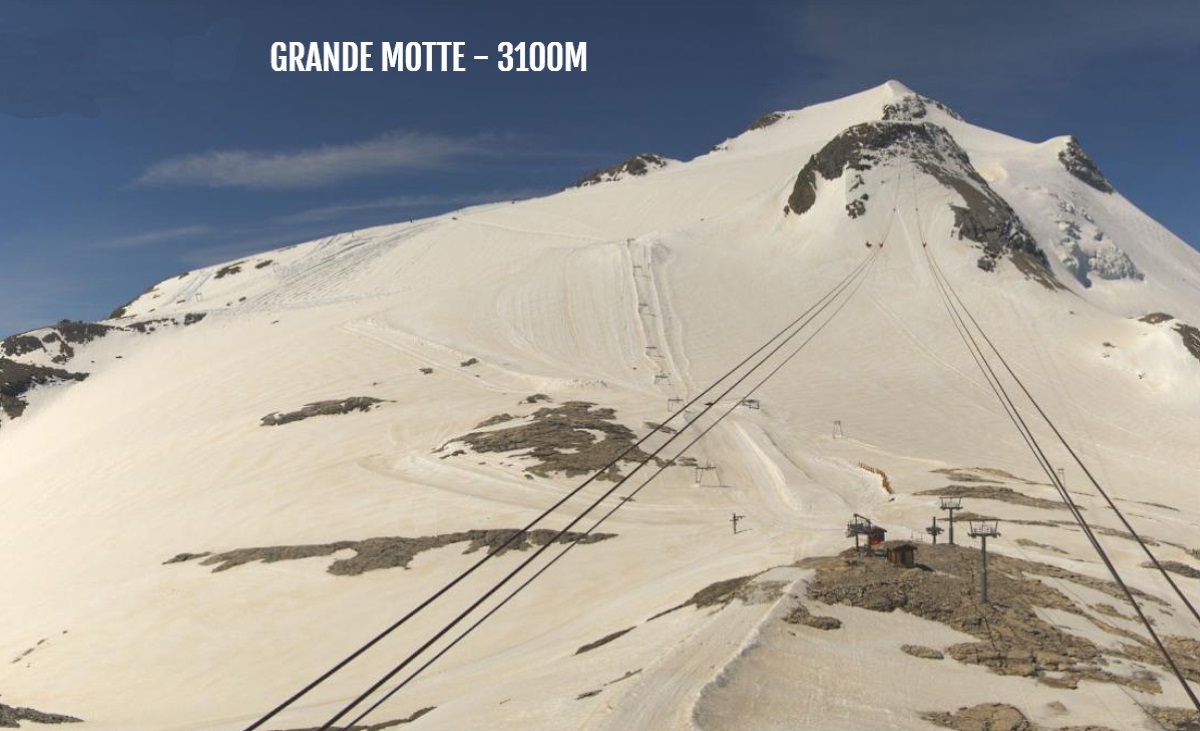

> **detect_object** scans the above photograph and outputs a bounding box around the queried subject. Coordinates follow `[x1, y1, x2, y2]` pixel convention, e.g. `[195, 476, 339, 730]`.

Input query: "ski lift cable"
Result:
[922, 241, 1200, 712]
[341, 247, 883, 727]
[316, 248, 884, 730]
[241, 246, 884, 731]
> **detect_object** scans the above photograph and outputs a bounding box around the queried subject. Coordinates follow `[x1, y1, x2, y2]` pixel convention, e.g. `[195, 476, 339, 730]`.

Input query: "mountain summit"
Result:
[3, 82, 1200, 731]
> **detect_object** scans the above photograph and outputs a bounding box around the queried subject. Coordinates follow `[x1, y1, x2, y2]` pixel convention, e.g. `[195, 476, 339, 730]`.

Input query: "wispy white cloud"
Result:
[93, 225, 212, 250]
[278, 189, 546, 223]
[133, 131, 499, 190]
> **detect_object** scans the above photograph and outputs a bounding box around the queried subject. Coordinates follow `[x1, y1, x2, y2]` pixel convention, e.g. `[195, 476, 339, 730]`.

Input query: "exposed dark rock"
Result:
[419, 367, 433, 375]
[744, 112, 784, 131]
[901, 644, 944, 660]
[214, 261, 244, 279]
[475, 413, 515, 428]
[260, 397, 384, 426]
[1142, 560, 1200, 580]
[0, 700, 82, 727]
[1174, 323, 1200, 364]
[922, 702, 1120, 731]
[783, 602, 842, 630]
[1148, 706, 1200, 731]
[1139, 312, 1175, 325]
[575, 627, 635, 655]
[272, 706, 435, 731]
[174, 528, 616, 575]
[0, 359, 89, 419]
[126, 313, 206, 334]
[786, 121, 1058, 288]
[932, 467, 1039, 484]
[163, 552, 211, 564]
[650, 572, 788, 620]
[0, 335, 44, 358]
[916, 485, 1070, 511]
[460, 357, 479, 367]
[449, 401, 659, 481]
[1058, 137, 1114, 194]
[255, 259, 273, 269]
[882, 93, 965, 123]
[523, 393, 551, 404]
[1015, 539, 1068, 555]
[54, 320, 115, 345]
[575, 154, 667, 187]
[802, 544, 1169, 690]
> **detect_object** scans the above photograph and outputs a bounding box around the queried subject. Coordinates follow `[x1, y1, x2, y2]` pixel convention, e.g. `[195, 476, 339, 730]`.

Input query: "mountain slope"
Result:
[2, 81, 1200, 731]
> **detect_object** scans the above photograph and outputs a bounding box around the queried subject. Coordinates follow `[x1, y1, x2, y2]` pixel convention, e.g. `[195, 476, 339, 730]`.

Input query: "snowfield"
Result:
[2, 81, 1200, 731]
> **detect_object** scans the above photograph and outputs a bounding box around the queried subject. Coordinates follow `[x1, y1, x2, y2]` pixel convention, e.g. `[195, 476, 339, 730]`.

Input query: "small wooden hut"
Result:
[881, 540, 918, 568]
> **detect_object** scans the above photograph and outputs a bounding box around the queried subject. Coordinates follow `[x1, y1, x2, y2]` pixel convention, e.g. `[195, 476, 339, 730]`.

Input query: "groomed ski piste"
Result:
[2, 80, 1200, 731]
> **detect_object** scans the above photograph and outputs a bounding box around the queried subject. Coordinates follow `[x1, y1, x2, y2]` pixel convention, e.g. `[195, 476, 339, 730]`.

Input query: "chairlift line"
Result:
[339, 240, 885, 728]
[239, 202, 896, 730]
[316, 247, 885, 730]
[920, 235, 1200, 711]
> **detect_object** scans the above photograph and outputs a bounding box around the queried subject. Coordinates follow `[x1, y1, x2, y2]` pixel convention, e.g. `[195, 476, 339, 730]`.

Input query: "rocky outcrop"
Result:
[1, 321, 118, 365]
[744, 112, 784, 131]
[882, 93, 965, 123]
[1058, 137, 1113, 193]
[0, 700, 81, 727]
[1175, 323, 1200, 364]
[575, 154, 668, 187]
[786, 121, 1059, 288]
[923, 702, 1121, 731]
[446, 401, 661, 481]
[1140, 312, 1175, 324]
[260, 396, 384, 426]
[0, 359, 88, 419]
[168, 528, 617, 575]
[916, 484, 1069, 511]
[803, 544, 1172, 691]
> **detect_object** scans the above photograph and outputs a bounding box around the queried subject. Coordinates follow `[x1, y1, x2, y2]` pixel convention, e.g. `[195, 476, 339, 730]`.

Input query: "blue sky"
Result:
[1, 0, 1198, 336]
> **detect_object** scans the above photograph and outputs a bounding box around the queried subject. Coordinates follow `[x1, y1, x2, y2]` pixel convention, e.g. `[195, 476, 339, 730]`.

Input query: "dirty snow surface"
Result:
[3, 81, 1200, 731]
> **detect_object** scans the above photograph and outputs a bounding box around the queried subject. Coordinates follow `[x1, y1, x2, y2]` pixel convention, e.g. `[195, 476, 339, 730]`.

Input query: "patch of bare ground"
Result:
[922, 702, 1119, 731]
[445, 401, 662, 481]
[271, 706, 434, 731]
[901, 644, 944, 660]
[0, 359, 89, 419]
[1148, 706, 1200, 730]
[650, 573, 787, 620]
[1091, 603, 1133, 621]
[801, 544, 1169, 691]
[782, 602, 842, 630]
[575, 627, 635, 655]
[918, 485, 1069, 511]
[1141, 560, 1200, 579]
[0, 700, 81, 727]
[1016, 539, 1068, 554]
[260, 396, 384, 426]
[169, 529, 616, 575]
[933, 467, 1039, 485]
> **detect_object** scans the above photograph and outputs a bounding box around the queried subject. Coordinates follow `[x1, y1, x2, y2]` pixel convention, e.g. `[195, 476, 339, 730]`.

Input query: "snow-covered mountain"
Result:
[3, 80, 1200, 731]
